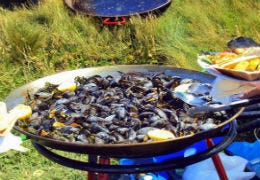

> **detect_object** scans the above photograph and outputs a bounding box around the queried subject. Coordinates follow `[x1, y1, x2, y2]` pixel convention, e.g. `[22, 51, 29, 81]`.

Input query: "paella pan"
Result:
[5, 65, 244, 158]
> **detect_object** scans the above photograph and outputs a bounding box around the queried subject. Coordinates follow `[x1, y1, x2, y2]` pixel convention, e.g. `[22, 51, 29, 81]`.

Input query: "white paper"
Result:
[0, 132, 28, 153]
[183, 153, 256, 180]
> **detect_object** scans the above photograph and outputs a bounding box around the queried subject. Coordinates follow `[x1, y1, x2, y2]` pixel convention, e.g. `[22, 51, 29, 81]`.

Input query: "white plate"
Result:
[197, 55, 260, 83]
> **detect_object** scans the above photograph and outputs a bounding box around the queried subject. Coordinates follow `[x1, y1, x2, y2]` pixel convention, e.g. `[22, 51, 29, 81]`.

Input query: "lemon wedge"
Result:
[0, 103, 32, 135]
[9, 104, 32, 120]
[57, 82, 77, 92]
[147, 129, 175, 141]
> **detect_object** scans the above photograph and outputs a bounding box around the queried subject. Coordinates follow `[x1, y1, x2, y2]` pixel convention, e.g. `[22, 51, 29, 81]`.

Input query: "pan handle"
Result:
[103, 17, 127, 25]
[188, 96, 260, 115]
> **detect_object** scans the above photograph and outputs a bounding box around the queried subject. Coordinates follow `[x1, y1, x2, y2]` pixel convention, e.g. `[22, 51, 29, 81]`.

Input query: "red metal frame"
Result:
[103, 17, 127, 25]
[87, 157, 110, 180]
[206, 138, 228, 180]
[88, 139, 229, 180]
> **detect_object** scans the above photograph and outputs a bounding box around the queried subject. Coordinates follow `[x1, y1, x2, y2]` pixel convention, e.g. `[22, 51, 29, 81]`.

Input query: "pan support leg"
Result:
[206, 138, 228, 180]
[30, 121, 237, 178]
[87, 155, 97, 180]
[87, 155, 110, 180]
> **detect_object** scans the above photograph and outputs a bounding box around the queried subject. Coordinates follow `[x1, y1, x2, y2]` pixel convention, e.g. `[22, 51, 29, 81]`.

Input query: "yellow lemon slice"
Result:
[0, 104, 32, 135]
[10, 104, 32, 120]
[57, 82, 77, 92]
[147, 129, 175, 141]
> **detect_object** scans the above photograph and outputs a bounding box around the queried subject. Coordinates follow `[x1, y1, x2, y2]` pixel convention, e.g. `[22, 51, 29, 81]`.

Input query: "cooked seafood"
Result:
[16, 72, 229, 144]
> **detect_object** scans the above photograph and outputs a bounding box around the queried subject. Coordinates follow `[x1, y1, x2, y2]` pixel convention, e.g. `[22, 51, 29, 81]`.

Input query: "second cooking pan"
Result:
[64, 0, 172, 24]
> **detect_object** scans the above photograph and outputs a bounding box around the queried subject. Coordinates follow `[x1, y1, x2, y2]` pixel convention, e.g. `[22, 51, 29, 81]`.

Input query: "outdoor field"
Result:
[0, 0, 260, 179]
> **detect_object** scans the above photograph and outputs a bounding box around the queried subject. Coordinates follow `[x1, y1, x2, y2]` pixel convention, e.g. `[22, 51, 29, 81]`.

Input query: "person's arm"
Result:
[240, 82, 260, 98]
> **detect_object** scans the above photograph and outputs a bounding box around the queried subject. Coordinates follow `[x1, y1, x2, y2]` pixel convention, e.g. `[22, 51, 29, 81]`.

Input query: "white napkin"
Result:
[0, 132, 28, 153]
[0, 102, 28, 153]
[183, 153, 256, 180]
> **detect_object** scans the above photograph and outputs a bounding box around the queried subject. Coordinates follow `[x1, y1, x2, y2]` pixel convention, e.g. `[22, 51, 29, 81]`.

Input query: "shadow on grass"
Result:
[0, 0, 38, 10]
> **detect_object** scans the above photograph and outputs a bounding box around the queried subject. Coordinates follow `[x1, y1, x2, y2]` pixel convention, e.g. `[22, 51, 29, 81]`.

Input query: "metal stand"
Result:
[32, 121, 237, 179]
[206, 138, 228, 180]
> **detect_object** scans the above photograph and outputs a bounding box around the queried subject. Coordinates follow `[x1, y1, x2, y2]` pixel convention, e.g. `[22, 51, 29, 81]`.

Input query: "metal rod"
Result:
[98, 157, 110, 180]
[31, 121, 237, 174]
[88, 155, 97, 180]
[206, 139, 228, 180]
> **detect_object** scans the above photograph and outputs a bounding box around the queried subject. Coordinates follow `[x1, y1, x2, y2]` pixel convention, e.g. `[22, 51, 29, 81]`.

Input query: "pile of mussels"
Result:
[16, 72, 229, 144]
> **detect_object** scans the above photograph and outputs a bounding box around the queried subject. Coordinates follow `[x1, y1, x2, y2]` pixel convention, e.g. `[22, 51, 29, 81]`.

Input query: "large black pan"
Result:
[5, 65, 243, 158]
[64, 0, 171, 24]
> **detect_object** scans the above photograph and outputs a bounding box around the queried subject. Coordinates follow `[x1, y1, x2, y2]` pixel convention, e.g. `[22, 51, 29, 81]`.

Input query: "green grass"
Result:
[0, 0, 260, 179]
[0, 140, 88, 180]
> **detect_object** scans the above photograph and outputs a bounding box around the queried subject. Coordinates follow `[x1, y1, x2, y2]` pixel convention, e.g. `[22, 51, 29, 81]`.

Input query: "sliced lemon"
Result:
[147, 129, 175, 141]
[57, 82, 77, 92]
[10, 104, 32, 120]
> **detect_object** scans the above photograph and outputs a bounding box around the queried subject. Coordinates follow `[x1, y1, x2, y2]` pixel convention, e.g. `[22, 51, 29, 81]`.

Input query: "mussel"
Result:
[18, 72, 230, 144]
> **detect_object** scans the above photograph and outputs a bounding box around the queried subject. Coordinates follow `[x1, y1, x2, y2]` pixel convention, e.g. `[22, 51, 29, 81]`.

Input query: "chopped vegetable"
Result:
[233, 61, 250, 70]
[40, 130, 49, 136]
[53, 122, 66, 127]
[247, 58, 260, 71]
[223, 57, 260, 71]
[208, 51, 238, 65]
